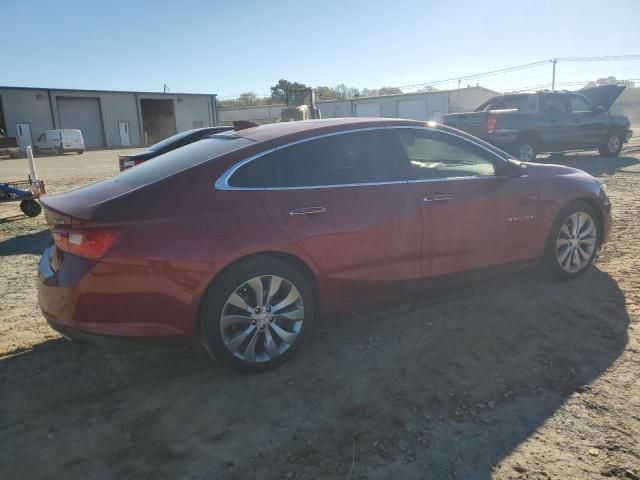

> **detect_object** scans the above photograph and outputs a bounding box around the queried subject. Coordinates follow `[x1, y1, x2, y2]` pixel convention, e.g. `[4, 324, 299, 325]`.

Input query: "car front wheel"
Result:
[545, 201, 600, 279]
[200, 257, 314, 372]
[599, 131, 623, 157]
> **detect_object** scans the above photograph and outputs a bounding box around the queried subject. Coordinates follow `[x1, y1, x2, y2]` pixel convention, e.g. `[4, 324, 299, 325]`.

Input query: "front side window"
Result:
[395, 129, 497, 180]
[569, 95, 592, 113]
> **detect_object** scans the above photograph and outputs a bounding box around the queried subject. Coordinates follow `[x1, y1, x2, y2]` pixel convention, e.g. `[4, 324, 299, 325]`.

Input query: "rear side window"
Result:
[279, 130, 401, 187]
[227, 130, 402, 188]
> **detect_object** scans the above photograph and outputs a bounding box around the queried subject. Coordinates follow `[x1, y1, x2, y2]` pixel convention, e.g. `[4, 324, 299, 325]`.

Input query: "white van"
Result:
[34, 129, 85, 155]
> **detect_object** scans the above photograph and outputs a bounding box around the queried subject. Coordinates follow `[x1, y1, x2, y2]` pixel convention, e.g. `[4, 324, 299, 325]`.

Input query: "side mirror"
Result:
[502, 160, 527, 177]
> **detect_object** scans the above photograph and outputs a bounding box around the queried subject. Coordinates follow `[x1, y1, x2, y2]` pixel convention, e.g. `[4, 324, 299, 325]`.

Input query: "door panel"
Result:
[16, 123, 32, 151]
[410, 177, 542, 277]
[538, 95, 573, 151]
[265, 184, 421, 303]
[567, 95, 607, 149]
[118, 122, 131, 147]
[391, 127, 544, 278]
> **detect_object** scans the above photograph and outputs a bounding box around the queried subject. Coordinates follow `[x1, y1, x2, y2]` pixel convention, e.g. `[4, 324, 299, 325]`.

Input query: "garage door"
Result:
[57, 97, 105, 148]
[397, 99, 427, 120]
[355, 102, 381, 117]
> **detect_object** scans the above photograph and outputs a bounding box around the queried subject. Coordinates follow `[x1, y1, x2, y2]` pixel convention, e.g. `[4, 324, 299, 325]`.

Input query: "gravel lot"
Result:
[1, 141, 639, 479]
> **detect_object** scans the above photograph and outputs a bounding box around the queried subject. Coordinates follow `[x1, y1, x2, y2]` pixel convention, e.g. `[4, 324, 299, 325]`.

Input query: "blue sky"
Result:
[2, 0, 639, 97]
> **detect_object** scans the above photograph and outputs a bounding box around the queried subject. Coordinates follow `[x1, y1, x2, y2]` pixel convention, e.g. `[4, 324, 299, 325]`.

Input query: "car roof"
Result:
[233, 117, 427, 143]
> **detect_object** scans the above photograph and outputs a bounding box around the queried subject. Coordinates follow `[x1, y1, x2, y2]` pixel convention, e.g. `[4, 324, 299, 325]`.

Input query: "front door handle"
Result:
[289, 206, 327, 216]
[423, 194, 454, 202]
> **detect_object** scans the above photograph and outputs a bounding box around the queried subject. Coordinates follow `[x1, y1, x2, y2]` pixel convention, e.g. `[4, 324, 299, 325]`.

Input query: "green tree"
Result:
[270, 79, 309, 103]
[315, 85, 337, 101]
[238, 92, 258, 106]
[378, 86, 403, 96]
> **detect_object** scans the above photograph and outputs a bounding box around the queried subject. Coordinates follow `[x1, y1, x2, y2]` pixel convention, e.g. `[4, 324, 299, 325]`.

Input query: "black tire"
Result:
[513, 138, 537, 162]
[199, 256, 315, 372]
[599, 130, 623, 157]
[20, 199, 42, 217]
[544, 201, 601, 280]
[78, 150, 84, 154]
[33, 146, 40, 155]
[56, 146, 64, 155]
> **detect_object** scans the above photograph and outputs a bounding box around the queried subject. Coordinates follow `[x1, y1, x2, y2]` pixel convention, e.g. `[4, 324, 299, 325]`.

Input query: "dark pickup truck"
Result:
[444, 85, 632, 161]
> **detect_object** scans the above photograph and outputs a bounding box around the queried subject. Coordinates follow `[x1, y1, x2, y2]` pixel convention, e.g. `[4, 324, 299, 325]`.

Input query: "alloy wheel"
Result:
[519, 144, 534, 162]
[555, 212, 597, 273]
[220, 275, 304, 363]
[607, 135, 621, 154]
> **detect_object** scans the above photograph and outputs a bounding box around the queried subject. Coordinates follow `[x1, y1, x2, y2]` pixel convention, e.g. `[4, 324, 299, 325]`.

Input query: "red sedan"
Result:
[38, 118, 612, 371]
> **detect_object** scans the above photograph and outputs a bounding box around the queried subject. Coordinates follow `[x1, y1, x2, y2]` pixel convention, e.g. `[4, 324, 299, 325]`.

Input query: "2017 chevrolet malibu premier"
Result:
[38, 118, 612, 371]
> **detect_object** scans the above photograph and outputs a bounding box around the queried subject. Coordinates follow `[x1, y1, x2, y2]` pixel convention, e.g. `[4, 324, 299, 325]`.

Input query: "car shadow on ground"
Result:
[0, 228, 50, 256]
[545, 154, 639, 177]
[0, 266, 629, 479]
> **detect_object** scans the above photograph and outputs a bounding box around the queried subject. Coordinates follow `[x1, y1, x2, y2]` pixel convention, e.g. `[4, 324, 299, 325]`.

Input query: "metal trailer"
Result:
[0, 177, 46, 217]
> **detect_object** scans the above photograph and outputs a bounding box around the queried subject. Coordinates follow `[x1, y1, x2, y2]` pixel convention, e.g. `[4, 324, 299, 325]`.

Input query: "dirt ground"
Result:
[1, 141, 639, 480]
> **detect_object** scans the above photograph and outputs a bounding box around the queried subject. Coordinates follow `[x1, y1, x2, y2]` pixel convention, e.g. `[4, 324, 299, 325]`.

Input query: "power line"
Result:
[217, 55, 640, 100]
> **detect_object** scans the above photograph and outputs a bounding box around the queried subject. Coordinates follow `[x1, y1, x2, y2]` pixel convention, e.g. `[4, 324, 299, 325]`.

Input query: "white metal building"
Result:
[0, 86, 219, 150]
[219, 86, 497, 125]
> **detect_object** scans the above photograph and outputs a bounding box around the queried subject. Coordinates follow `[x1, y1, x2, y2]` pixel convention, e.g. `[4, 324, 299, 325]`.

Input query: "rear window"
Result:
[113, 136, 253, 187]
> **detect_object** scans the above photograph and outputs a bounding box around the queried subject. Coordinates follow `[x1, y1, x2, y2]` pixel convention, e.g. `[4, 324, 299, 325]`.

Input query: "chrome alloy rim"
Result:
[555, 212, 597, 273]
[220, 275, 304, 363]
[519, 144, 534, 162]
[607, 135, 620, 153]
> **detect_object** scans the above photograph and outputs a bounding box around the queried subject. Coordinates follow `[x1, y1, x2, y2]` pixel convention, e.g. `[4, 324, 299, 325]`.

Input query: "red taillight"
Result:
[133, 159, 145, 166]
[52, 228, 123, 260]
[487, 114, 497, 134]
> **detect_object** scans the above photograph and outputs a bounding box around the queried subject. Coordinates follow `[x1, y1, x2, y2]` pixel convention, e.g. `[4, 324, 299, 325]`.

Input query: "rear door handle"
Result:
[423, 194, 454, 202]
[289, 206, 327, 216]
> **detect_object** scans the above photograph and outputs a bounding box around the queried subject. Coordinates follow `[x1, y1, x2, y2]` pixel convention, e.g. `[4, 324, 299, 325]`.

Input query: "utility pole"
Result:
[551, 58, 557, 90]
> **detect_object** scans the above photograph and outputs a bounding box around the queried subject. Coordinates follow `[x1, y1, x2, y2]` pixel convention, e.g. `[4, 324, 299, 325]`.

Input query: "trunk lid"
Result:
[579, 84, 626, 111]
[39, 178, 136, 222]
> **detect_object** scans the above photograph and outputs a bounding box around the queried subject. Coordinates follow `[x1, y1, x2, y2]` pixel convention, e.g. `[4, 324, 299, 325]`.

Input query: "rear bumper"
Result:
[38, 245, 206, 341]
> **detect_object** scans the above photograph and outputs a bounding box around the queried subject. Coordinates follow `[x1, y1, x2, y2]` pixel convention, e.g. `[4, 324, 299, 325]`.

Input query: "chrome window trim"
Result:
[214, 124, 512, 191]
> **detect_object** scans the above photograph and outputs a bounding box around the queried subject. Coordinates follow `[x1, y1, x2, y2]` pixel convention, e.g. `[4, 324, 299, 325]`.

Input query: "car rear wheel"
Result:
[514, 139, 537, 162]
[200, 257, 314, 372]
[20, 199, 42, 217]
[599, 131, 623, 157]
[545, 201, 600, 279]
